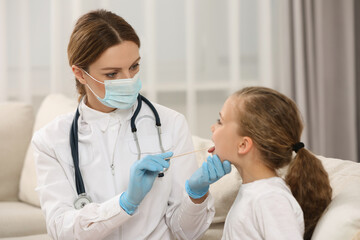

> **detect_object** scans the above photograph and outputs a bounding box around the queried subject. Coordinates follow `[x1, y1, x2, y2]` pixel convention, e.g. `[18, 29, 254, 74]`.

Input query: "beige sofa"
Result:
[1, 94, 360, 240]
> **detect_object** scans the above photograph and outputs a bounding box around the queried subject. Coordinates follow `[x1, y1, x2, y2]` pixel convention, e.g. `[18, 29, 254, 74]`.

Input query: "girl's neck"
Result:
[237, 167, 277, 184]
[234, 156, 277, 184]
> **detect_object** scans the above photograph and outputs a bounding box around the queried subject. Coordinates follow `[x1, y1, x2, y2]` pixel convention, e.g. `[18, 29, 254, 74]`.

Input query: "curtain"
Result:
[0, 0, 265, 140]
[356, 0, 360, 162]
[1, 0, 358, 159]
[281, 0, 358, 162]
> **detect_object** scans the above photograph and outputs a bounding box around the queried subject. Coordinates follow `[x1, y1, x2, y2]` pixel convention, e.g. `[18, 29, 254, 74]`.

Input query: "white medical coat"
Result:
[32, 98, 215, 240]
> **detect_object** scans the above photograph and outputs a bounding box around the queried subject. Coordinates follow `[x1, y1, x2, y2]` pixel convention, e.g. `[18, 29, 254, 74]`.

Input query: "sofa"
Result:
[1, 94, 360, 240]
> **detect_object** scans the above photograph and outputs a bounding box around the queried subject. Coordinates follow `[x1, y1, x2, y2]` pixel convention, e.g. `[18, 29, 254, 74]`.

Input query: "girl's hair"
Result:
[232, 86, 332, 240]
[67, 9, 140, 102]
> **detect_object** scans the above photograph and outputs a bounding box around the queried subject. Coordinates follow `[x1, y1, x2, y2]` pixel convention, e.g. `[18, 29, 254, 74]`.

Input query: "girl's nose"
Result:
[210, 124, 215, 132]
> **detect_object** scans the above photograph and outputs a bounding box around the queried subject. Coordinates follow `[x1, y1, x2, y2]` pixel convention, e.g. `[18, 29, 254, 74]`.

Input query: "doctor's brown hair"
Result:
[232, 87, 332, 240]
[67, 9, 140, 102]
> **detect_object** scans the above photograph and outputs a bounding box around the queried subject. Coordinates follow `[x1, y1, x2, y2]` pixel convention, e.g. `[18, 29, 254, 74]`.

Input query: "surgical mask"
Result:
[82, 70, 142, 109]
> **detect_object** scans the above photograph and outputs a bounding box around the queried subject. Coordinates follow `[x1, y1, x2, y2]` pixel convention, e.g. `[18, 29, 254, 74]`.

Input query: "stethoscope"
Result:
[70, 94, 166, 209]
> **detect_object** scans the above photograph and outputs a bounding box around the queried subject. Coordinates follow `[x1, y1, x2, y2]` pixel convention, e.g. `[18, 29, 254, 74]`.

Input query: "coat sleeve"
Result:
[164, 114, 215, 240]
[33, 130, 132, 240]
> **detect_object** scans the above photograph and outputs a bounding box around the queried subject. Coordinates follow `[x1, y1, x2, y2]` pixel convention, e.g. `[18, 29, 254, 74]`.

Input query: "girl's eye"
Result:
[217, 119, 222, 125]
[105, 72, 117, 78]
[130, 63, 140, 71]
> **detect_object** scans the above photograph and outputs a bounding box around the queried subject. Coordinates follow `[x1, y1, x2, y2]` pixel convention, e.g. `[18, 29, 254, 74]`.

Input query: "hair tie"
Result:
[292, 142, 305, 153]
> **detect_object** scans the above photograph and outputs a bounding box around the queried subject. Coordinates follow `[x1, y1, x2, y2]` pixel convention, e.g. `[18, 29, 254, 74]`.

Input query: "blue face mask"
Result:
[82, 70, 142, 109]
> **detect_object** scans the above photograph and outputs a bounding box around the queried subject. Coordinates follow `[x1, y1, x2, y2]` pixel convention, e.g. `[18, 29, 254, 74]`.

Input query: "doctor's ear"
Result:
[72, 65, 87, 84]
[237, 136, 253, 155]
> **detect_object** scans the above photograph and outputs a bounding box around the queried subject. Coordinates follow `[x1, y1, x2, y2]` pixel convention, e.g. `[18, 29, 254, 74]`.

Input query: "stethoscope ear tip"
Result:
[158, 172, 164, 177]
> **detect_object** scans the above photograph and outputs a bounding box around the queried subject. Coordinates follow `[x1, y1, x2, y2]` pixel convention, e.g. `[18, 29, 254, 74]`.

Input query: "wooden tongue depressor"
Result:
[164, 147, 210, 161]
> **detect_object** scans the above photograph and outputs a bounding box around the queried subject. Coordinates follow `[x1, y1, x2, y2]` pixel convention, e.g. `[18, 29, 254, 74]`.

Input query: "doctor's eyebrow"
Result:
[100, 57, 141, 71]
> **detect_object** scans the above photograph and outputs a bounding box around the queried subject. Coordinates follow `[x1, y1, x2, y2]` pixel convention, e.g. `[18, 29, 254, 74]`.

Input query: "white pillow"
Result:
[191, 136, 241, 223]
[312, 181, 360, 240]
[19, 94, 77, 206]
[312, 156, 360, 240]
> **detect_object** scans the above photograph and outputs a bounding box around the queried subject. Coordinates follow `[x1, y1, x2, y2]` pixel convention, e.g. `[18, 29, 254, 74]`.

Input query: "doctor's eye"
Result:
[105, 72, 117, 78]
[130, 63, 140, 71]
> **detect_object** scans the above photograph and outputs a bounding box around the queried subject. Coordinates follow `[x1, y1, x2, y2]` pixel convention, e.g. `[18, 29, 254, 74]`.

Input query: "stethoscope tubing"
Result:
[70, 108, 86, 195]
[70, 94, 166, 199]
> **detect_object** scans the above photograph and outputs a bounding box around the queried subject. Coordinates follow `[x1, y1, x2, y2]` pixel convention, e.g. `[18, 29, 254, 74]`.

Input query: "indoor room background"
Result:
[0, 0, 359, 162]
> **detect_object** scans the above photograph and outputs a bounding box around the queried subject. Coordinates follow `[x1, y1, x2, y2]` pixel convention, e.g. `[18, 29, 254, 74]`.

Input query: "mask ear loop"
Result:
[82, 69, 105, 84]
[81, 69, 105, 100]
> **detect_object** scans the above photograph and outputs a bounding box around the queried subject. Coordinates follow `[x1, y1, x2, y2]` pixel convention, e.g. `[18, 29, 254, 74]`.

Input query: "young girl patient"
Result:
[211, 87, 332, 240]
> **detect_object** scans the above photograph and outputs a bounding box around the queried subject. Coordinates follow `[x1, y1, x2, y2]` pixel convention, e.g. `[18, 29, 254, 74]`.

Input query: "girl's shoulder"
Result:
[251, 177, 302, 214]
[244, 177, 294, 202]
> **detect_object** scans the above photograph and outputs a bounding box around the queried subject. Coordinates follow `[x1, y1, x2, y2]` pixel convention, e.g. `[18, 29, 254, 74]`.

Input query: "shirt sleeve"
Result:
[254, 192, 304, 240]
[33, 131, 132, 240]
[164, 114, 215, 240]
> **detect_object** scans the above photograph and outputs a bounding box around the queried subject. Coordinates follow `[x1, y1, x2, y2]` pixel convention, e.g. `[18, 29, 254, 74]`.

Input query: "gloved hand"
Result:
[186, 154, 231, 199]
[120, 152, 173, 215]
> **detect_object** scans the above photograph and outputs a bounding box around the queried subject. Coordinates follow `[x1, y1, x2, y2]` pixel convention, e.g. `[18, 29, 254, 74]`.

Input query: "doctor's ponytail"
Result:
[67, 9, 140, 102]
[232, 87, 332, 240]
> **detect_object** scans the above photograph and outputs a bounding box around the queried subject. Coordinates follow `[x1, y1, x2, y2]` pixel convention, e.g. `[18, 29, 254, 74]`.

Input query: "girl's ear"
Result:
[72, 65, 87, 84]
[238, 136, 253, 155]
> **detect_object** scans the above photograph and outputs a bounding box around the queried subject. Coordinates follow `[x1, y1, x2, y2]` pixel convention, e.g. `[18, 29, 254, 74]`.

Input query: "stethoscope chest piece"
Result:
[74, 193, 92, 209]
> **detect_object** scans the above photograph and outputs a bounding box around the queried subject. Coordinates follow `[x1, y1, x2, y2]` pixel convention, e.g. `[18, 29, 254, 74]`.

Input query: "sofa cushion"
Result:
[19, 94, 77, 207]
[318, 155, 360, 197]
[312, 182, 360, 240]
[312, 156, 360, 240]
[0, 102, 34, 201]
[0, 201, 46, 237]
[0, 234, 51, 240]
[200, 222, 224, 240]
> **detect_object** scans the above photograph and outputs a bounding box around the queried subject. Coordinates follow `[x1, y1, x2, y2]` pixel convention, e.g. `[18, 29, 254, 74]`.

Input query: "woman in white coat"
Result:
[33, 9, 231, 240]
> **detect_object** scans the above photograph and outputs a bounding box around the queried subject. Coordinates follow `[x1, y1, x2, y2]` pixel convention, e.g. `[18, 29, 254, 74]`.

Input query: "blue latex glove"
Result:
[120, 152, 173, 215]
[186, 154, 231, 199]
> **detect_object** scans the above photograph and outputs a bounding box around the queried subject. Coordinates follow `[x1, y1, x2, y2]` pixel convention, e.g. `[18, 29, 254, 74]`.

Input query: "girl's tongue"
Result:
[208, 146, 215, 154]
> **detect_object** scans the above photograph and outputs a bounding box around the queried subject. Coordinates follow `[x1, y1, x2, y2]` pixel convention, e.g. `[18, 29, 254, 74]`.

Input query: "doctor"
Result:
[33, 9, 231, 240]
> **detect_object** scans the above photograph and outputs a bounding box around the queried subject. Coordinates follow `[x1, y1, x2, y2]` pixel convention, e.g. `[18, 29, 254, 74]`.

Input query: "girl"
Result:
[211, 87, 332, 240]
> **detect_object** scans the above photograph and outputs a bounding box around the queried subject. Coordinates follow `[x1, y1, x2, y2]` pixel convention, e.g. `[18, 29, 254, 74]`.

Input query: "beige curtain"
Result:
[282, 0, 358, 161]
[356, 0, 360, 162]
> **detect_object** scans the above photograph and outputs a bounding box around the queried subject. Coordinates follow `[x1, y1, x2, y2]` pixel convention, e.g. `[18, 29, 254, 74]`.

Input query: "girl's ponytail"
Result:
[286, 148, 332, 240]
